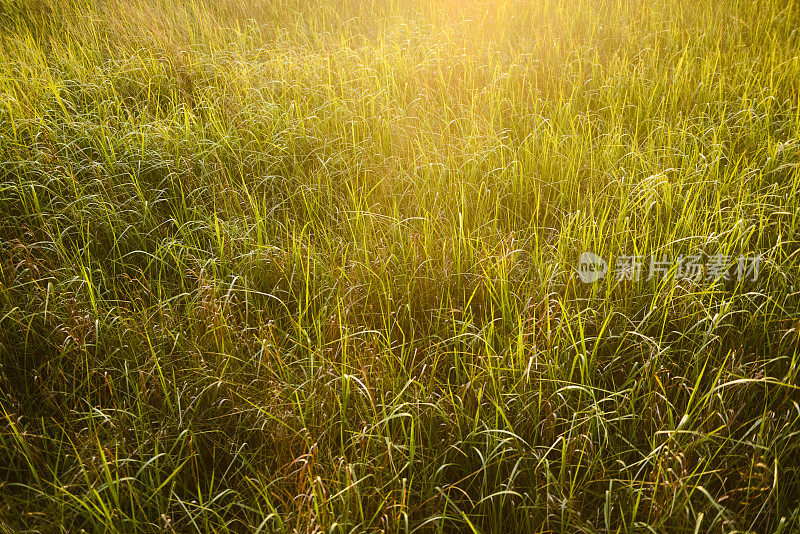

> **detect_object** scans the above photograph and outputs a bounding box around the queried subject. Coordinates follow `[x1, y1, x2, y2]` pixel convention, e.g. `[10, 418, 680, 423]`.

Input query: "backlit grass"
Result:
[1, 0, 799, 532]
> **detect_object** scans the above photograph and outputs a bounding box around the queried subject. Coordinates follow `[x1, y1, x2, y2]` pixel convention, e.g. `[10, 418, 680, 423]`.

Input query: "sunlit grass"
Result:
[0, 0, 799, 532]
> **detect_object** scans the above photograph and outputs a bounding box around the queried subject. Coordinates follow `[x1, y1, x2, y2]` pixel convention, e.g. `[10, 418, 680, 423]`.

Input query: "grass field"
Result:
[1, 0, 799, 532]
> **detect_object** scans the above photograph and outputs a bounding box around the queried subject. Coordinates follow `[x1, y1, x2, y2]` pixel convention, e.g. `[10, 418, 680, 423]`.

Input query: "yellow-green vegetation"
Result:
[1, 0, 799, 532]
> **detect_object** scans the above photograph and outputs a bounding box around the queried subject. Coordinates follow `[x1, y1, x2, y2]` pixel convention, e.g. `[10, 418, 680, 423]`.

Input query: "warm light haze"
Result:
[1, 0, 798, 532]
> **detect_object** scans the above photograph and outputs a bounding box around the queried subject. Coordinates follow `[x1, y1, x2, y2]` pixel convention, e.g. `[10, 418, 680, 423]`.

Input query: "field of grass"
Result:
[1, 0, 799, 531]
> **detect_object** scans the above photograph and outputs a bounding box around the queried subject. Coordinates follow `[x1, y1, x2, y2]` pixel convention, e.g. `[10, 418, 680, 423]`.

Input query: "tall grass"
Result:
[0, 0, 799, 531]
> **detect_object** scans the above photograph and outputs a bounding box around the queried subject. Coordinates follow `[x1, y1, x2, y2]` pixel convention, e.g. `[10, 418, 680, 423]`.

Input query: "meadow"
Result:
[1, 0, 799, 531]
